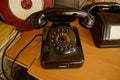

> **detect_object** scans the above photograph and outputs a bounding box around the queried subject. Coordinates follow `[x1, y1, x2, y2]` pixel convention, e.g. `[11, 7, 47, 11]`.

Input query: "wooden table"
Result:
[6, 29, 43, 68]
[6, 20, 120, 80]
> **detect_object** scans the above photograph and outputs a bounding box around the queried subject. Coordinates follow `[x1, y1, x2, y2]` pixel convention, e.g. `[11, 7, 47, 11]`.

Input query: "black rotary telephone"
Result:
[30, 8, 94, 68]
[83, 2, 120, 48]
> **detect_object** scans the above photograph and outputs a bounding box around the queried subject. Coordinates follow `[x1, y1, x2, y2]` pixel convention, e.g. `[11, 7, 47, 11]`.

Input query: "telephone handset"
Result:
[30, 8, 94, 29]
[83, 2, 120, 13]
[83, 2, 120, 47]
[29, 8, 94, 68]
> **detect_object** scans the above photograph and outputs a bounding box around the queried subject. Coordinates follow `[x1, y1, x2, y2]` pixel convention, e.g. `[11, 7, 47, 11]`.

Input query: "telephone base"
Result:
[91, 10, 120, 48]
[40, 25, 84, 69]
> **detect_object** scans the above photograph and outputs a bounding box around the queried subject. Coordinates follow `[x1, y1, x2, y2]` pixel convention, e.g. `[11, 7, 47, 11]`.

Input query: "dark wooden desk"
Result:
[6, 20, 120, 80]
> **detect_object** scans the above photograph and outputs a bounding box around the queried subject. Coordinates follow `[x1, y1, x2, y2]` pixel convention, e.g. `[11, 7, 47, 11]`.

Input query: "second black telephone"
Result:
[83, 2, 120, 48]
[29, 8, 94, 69]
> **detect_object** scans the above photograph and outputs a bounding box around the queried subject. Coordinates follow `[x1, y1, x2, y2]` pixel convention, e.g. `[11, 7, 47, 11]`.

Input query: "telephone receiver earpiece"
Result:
[29, 10, 47, 29]
[82, 2, 120, 13]
[77, 11, 94, 28]
[29, 8, 94, 29]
